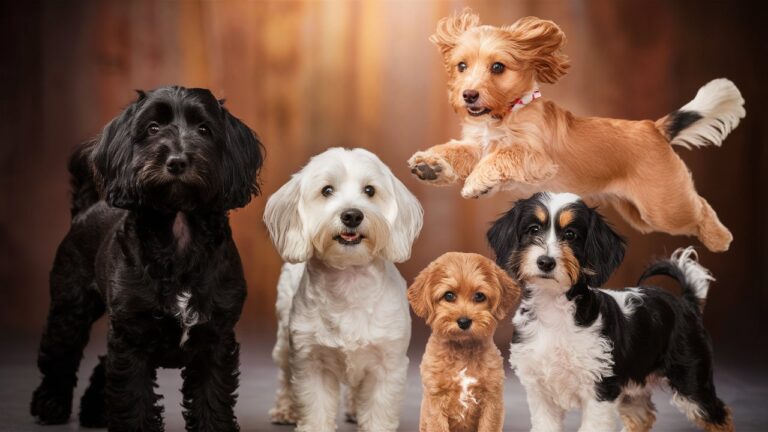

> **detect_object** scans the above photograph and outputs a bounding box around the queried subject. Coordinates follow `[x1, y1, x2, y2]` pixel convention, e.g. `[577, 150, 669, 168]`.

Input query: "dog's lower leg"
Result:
[270, 323, 298, 425]
[106, 332, 163, 432]
[618, 387, 656, 432]
[526, 386, 565, 432]
[31, 259, 103, 425]
[293, 356, 341, 432]
[578, 399, 617, 432]
[354, 357, 408, 432]
[461, 146, 557, 198]
[181, 331, 240, 432]
[697, 197, 733, 252]
[79, 355, 107, 427]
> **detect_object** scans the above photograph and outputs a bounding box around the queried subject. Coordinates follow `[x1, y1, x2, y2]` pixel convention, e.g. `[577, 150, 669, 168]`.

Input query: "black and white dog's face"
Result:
[487, 192, 625, 289]
[92, 86, 264, 212]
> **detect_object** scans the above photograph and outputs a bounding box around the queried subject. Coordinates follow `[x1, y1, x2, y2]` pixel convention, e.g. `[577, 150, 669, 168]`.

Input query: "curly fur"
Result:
[30, 86, 263, 431]
[409, 252, 520, 432]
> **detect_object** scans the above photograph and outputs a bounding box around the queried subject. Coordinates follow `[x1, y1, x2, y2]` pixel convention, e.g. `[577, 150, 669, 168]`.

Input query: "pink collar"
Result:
[510, 89, 541, 112]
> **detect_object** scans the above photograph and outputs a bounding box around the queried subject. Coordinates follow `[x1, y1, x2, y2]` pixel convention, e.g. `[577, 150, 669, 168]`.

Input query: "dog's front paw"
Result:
[461, 175, 498, 199]
[269, 405, 298, 425]
[31, 383, 72, 425]
[408, 152, 458, 185]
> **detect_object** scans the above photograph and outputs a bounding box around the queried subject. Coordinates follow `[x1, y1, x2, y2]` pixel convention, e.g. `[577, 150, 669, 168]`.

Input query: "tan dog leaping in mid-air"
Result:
[408, 9, 745, 252]
[408, 252, 520, 432]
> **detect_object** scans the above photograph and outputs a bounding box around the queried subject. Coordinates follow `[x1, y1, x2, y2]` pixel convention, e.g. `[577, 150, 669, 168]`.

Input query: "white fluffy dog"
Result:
[264, 147, 423, 432]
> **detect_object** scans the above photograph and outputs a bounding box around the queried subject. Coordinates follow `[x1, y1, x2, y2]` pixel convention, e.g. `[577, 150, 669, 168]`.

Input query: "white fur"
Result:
[599, 288, 644, 317]
[672, 78, 746, 149]
[510, 279, 614, 432]
[175, 291, 199, 346]
[671, 391, 707, 425]
[456, 367, 479, 419]
[264, 148, 423, 432]
[671, 246, 713, 301]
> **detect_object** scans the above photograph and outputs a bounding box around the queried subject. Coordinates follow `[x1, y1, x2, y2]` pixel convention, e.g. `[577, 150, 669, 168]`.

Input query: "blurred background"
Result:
[0, 0, 766, 430]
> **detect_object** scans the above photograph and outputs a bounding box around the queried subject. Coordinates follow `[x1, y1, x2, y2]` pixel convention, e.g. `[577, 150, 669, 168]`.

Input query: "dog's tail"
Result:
[657, 78, 745, 149]
[68, 140, 100, 218]
[637, 247, 714, 313]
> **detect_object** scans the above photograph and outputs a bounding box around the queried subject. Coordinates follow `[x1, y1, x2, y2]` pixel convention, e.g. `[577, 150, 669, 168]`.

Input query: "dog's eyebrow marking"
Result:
[535, 206, 548, 224]
[455, 367, 479, 419]
[558, 208, 574, 227]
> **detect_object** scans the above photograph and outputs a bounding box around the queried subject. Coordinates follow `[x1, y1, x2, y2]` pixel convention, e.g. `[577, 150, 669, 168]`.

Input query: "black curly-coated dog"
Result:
[30, 86, 263, 431]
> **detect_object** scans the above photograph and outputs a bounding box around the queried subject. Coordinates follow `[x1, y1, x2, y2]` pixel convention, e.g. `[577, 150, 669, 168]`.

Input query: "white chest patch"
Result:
[455, 367, 479, 418]
[175, 291, 200, 346]
[510, 292, 614, 409]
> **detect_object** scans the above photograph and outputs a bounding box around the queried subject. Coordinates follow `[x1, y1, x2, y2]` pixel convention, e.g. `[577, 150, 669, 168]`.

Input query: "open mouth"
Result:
[334, 232, 364, 245]
[466, 106, 491, 117]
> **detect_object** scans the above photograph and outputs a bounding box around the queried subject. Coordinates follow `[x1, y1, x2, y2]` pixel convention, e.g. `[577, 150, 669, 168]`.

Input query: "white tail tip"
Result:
[671, 247, 714, 300]
[671, 78, 746, 149]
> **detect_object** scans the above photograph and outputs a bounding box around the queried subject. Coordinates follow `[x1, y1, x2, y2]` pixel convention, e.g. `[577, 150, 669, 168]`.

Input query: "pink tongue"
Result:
[341, 233, 359, 241]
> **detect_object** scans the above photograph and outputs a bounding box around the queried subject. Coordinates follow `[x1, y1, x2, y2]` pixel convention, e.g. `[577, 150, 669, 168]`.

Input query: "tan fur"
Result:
[410, 9, 733, 252]
[693, 407, 735, 432]
[409, 253, 520, 432]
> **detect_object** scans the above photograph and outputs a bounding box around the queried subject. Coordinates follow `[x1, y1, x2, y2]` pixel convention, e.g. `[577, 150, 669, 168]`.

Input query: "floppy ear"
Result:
[91, 95, 143, 209]
[505, 16, 570, 84]
[383, 174, 424, 263]
[429, 8, 480, 62]
[408, 262, 438, 320]
[263, 174, 312, 263]
[490, 261, 521, 320]
[582, 209, 626, 286]
[486, 203, 524, 268]
[219, 107, 264, 210]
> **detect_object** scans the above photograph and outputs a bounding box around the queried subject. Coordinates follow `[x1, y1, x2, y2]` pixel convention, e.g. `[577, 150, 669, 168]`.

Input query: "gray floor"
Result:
[1, 337, 766, 431]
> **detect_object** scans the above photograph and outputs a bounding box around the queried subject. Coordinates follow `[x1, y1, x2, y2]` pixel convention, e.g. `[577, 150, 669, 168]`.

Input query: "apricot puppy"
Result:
[409, 252, 520, 432]
[409, 9, 745, 252]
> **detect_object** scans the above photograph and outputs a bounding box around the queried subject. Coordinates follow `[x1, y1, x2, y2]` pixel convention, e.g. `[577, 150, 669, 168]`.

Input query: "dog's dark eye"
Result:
[363, 185, 375, 197]
[198, 125, 210, 135]
[147, 123, 160, 135]
[473, 292, 486, 302]
[321, 185, 334, 197]
[457, 62, 467, 73]
[526, 224, 541, 235]
[491, 62, 505, 74]
[443, 291, 456, 302]
[563, 229, 577, 240]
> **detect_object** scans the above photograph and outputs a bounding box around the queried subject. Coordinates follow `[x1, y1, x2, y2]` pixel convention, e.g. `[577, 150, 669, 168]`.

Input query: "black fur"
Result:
[31, 86, 263, 431]
[665, 109, 703, 140]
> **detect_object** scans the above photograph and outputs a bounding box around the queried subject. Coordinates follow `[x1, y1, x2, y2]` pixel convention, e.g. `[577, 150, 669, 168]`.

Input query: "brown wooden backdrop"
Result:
[1, 0, 766, 355]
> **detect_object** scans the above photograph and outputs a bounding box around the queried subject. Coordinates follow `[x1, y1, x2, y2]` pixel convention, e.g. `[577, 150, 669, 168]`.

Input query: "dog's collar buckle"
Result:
[510, 89, 541, 113]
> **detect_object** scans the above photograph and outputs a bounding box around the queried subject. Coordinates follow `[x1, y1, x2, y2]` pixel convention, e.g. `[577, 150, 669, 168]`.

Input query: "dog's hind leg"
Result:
[79, 355, 107, 427]
[31, 242, 104, 425]
[181, 330, 241, 432]
[696, 197, 733, 252]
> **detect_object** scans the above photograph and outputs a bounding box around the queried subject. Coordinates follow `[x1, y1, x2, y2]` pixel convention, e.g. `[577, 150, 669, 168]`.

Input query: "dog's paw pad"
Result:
[413, 162, 440, 180]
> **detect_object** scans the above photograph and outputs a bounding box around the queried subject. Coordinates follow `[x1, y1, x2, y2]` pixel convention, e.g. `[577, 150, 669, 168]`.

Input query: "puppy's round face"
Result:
[446, 27, 536, 119]
[487, 192, 626, 290]
[409, 253, 518, 342]
[92, 86, 263, 212]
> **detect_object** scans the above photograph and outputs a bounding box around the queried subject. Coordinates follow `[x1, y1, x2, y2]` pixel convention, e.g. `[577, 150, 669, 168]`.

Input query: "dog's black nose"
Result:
[341, 209, 364, 228]
[166, 155, 188, 175]
[463, 89, 479, 103]
[457, 317, 472, 330]
[537, 255, 556, 272]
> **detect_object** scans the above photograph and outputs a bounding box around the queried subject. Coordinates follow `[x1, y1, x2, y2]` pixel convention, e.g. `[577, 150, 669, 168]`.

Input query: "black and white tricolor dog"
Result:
[30, 86, 263, 431]
[487, 192, 733, 432]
